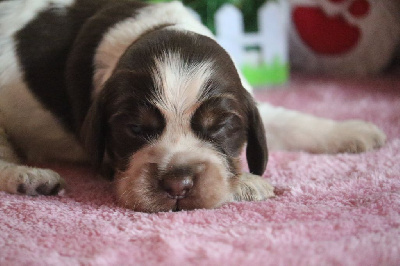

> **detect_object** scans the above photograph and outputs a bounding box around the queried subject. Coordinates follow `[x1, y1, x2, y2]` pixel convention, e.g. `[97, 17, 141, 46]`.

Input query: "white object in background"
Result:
[215, 1, 289, 68]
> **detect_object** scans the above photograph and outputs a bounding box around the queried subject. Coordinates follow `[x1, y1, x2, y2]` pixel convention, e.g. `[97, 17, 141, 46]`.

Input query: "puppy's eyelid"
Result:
[130, 124, 143, 134]
[109, 111, 128, 123]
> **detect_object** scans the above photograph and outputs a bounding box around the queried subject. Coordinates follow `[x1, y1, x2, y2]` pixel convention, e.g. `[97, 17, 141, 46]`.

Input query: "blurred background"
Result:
[144, 0, 400, 87]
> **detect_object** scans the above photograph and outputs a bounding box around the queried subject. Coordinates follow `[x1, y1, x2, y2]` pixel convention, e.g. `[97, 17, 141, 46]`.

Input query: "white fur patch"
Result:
[0, 0, 74, 36]
[151, 52, 213, 118]
[0, 81, 87, 163]
[257, 102, 386, 153]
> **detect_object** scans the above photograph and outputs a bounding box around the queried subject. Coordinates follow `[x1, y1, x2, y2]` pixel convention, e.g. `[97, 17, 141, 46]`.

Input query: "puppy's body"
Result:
[0, 0, 385, 212]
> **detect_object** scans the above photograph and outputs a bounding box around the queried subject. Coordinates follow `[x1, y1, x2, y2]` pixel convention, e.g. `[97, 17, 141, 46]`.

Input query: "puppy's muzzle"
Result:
[115, 141, 231, 212]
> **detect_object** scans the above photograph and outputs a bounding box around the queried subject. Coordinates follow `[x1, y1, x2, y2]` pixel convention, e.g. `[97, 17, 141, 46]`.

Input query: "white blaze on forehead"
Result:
[151, 52, 213, 117]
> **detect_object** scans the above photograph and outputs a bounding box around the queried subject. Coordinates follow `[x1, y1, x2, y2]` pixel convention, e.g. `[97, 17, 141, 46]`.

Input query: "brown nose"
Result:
[161, 176, 194, 199]
[160, 165, 202, 199]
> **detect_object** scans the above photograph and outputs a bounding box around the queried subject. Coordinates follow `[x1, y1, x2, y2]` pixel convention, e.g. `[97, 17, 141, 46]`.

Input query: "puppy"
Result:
[0, 0, 385, 212]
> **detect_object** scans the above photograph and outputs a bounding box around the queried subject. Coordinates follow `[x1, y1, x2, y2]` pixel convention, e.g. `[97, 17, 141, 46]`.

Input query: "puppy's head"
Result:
[82, 29, 267, 212]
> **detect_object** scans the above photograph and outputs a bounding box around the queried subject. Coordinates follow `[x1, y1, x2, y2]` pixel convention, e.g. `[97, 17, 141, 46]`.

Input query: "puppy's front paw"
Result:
[2, 166, 65, 196]
[332, 120, 386, 153]
[232, 173, 275, 202]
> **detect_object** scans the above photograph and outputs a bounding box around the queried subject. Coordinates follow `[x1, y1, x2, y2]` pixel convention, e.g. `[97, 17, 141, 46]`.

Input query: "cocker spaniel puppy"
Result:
[0, 0, 385, 212]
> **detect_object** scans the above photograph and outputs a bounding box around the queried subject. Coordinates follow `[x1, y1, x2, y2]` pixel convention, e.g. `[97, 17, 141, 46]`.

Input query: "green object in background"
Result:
[242, 57, 289, 87]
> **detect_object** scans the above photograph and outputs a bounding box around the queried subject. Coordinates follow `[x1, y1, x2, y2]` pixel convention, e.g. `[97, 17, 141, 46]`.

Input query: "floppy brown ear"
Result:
[80, 96, 107, 168]
[246, 101, 268, 176]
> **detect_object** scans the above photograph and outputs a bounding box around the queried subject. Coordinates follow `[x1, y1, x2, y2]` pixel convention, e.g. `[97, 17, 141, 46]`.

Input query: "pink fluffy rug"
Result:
[1, 73, 399, 265]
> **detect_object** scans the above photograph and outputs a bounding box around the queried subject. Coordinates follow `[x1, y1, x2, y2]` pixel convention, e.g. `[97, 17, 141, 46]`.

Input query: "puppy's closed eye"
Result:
[193, 113, 242, 138]
[191, 98, 246, 157]
[107, 104, 165, 168]
[127, 123, 162, 139]
[110, 104, 165, 137]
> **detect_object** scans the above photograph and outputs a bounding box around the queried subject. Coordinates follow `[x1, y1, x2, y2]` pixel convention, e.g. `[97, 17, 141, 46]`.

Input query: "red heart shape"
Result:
[293, 7, 361, 55]
[349, 0, 370, 17]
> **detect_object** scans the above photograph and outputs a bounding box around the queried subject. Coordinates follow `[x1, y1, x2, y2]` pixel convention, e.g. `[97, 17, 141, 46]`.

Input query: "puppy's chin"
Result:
[114, 144, 236, 213]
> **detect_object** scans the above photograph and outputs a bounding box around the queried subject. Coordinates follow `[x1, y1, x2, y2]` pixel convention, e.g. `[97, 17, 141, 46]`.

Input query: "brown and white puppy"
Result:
[0, 0, 385, 212]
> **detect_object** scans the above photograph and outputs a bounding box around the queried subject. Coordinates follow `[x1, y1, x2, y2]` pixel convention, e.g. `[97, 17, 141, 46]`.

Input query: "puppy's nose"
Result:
[160, 164, 204, 199]
[161, 176, 193, 199]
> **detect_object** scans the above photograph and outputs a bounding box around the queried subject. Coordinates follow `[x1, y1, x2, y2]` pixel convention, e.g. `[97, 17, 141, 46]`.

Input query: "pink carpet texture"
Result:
[1, 72, 400, 265]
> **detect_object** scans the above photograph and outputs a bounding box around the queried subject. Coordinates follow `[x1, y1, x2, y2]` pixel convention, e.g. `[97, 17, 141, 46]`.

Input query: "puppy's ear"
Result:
[246, 99, 268, 176]
[80, 95, 107, 168]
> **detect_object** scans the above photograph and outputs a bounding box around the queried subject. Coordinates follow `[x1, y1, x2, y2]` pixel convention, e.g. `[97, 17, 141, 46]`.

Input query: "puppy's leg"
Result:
[232, 173, 275, 202]
[258, 103, 386, 153]
[0, 127, 64, 195]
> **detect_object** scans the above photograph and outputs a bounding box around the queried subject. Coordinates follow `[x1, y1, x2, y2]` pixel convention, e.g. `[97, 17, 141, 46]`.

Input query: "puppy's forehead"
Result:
[151, 51, 213, 117]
